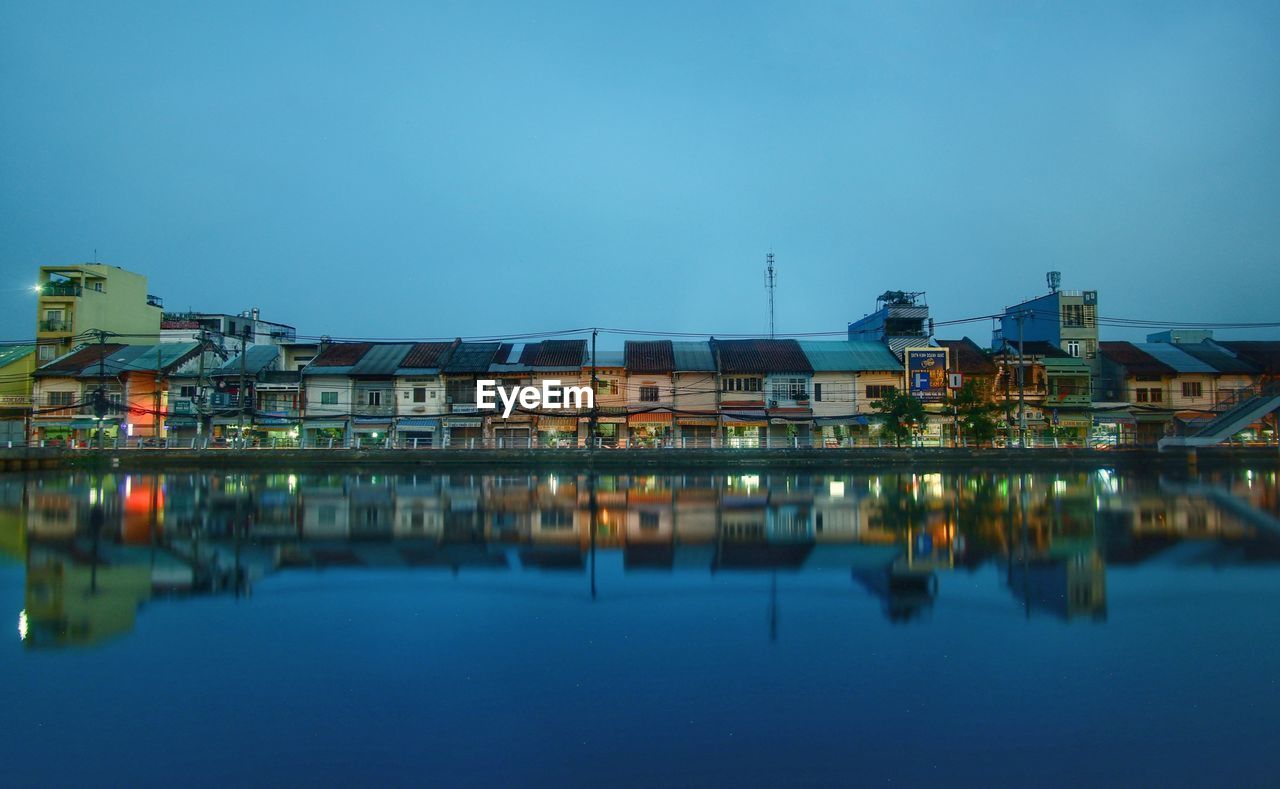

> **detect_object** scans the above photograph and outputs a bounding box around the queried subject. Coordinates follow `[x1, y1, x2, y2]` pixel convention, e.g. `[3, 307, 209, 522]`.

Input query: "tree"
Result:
[944, 379, 1000, 447]
[872, 389, 927, 447]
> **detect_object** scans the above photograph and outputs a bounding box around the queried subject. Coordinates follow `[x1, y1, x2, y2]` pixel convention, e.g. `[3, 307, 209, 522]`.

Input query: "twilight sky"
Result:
[2, 1, 1278, 346]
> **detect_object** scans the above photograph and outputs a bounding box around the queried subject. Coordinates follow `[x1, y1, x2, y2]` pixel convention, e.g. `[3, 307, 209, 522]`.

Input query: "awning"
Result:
[628, 412, 672, 425]
[677, 417, 718, 426]
[580, 416, 626, 424]
[398, 418, 440, 428]
[303, 420, 347, 430]
[444, 417, 482, 427]
[1092, 410, 1135, 425]
[353, 417, 391, 425]
[34, 421, 73, 428]
[255, 417, 297, 426]
[770, 416, 814, 425]
[814, 416, 870, 427]
[538, 416, 578, 430]
[722, 411, 766, 424]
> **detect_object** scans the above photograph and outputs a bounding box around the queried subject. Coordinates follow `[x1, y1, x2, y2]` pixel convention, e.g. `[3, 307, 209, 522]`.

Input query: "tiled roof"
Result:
[999, 340, 1070, 358]
[401, 342, 453, 369]
[35, 343, 128, 375]
[310, 342, 372, 368]
[120, 342, 203, 373]
[1099, 341, 1176, 377]
[1216, 341, 1280, 375]
[713, 339, 812, 374]
[798, 340, 902, 372]
[625, 340, 674, 373]
[936, 338, 998, 375]
[519, 339, 588, 368]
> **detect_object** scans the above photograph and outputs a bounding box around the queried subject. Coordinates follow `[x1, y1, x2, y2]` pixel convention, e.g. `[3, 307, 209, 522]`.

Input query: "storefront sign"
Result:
[906, 348, 950, 402]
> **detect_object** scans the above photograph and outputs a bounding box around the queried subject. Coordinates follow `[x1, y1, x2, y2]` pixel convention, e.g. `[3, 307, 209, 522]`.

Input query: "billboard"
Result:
[905, 348, 950, 402]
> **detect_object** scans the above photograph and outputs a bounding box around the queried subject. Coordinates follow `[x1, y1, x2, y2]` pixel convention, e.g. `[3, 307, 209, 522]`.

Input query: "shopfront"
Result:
[580, 416, 625, 448]
[352, 417, 391, 448]
[397, 417, 439, 448]
[493, 415, 533, 448]
[537, 416, 578, 448]
[814, 416, 869, 448]
[628, 413, 672, 448]
[302, 419, 348, 448]
[443, 416, 483, 448]
[676, 417, 717, 448]
[722, 413, 766, 448]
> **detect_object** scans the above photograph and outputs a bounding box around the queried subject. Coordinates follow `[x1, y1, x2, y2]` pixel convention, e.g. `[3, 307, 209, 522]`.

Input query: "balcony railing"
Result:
[353, 404, 395, 417]
[146, 294, 164, 308]
[39, 319, 71, 332]
[40, 282, 82, 297]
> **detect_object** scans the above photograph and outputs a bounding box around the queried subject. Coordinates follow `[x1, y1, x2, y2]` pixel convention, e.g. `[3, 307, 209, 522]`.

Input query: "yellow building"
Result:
[34, 263, 163, 363]
[0, 344, 36, 444]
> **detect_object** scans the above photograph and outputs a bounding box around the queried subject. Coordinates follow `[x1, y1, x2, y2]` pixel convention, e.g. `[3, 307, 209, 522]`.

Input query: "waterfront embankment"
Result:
[1, 446, 1277, 472]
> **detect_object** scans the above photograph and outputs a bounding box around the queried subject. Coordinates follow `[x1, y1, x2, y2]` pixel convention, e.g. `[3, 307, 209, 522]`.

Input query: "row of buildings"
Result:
[4, 263, 1279, 448]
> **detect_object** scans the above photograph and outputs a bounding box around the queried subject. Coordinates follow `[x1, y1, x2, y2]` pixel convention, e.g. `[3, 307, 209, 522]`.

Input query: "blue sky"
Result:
[2, 1, 1278, 345]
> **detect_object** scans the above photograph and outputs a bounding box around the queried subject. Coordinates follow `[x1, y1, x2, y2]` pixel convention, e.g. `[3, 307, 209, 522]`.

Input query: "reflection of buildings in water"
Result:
[1008, 552, 1107, 621]
[24, 557, 152, 648]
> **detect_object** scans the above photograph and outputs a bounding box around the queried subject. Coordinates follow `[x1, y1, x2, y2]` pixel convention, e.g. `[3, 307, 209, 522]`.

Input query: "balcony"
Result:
[39, 319, 71, 333]
[40, 282, 82, 298]
[353, 404, 395, 417]
[147, 294, 164, 308]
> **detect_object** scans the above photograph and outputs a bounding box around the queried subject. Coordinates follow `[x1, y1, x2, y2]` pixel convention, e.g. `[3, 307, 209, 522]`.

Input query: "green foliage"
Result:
[945, 379, 1000, 446]
[872, 389, 927, 447]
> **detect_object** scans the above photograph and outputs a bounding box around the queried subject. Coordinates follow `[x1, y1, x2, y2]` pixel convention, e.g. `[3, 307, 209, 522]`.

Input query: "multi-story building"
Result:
[624, 341, 675, 447]
[392, 342, 452, 448]
[994, 273, 1099, 366]
[798, 340, 903, 447]
[670, 341, 718, 447]
[34, 263, 163, 363]
[585, 350, 626, 447]
[848, 290, 932, 360]
[159, 308, 296, 353]
[712, 339, 813, 448]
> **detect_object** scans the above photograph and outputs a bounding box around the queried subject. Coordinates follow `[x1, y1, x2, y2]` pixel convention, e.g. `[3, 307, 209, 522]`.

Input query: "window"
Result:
[367, 391, 383, 407]
[1084, 339, 1096, 359]
[866, 385, 896, 400]
[1135, 388, 1148, 403]
[639, 386, 659, 402]
[320, 391, 338, 405]
[1150, 388, 1162, 403]
[721, 377, 762, 393]
[597, 379, 618, 395]
[1182, 381, 1202, 399]
[48, 390, 74, 406]
[1062, 304, 1084, 327]
[39, 345, 55, 361]
[772, 378, 808, 401]
[1066, 340, 1080, 357]
[813, 383, 822, 402]
[1136, 387, 1162, 403]
[180, 385, 197, 398]
[413, 387, 427, 403]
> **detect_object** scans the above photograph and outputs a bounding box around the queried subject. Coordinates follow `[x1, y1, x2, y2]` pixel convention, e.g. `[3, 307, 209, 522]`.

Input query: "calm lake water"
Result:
[2, 465, 1279, 787]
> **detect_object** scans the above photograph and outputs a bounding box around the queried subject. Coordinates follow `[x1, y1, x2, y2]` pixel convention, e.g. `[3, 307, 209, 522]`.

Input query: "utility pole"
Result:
[94, 329, 107, 450]
[589, 329, 598, 452]
[154, 345, 163, 442]
[1017, 310, 1027, 448]
[236, 326, 250, 445]
[195, 328, 207, 444]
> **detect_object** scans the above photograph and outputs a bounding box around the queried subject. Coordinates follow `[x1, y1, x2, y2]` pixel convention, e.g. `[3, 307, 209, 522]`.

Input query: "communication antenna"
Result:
[765, 251, 776, 339]
[1047, 270, 1061, 293]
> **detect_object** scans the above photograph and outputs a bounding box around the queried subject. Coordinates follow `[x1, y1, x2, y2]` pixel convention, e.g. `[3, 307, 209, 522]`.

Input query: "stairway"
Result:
[1159, 383, 1280, 449]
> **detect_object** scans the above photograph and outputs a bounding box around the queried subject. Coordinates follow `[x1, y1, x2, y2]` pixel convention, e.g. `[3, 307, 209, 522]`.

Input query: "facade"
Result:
[671, 341, 718, 447]
[585, 350, 627, 447]
[392, 342, 452, 447]
[160, 309, 296, 353]
[624, 341, 675, 447]
[848, 291, 932, 360]
[798, 340, 903, 447]
[0, 344, 36, 444]
[34, 264, 163, 363]
[994, 277, 1099, 370]
[712, 339, 813, 448]
[989, 340, 1092, 444]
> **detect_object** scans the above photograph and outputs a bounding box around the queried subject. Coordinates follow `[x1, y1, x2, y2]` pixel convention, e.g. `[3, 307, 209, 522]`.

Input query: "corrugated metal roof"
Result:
[349, 343, 413, 376]
[798, 340, 902, 372]
[625, 340, 674, 373]
[0, 344, 36, 369]
[713, 339, 812, 374]
[1173, 342, 1257, 375]
[1133, 343, 1216, 374]
[1099, 342, 1176, 377]
[213, 345, 280, 377]
[593, 350, 625, 368]
[443, 342, 501, 373]
[119, 342, 203, 373]
[671, 341, 715, 371]
[1215, 341, 1280, 375]
[35, 343, 127, 376]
